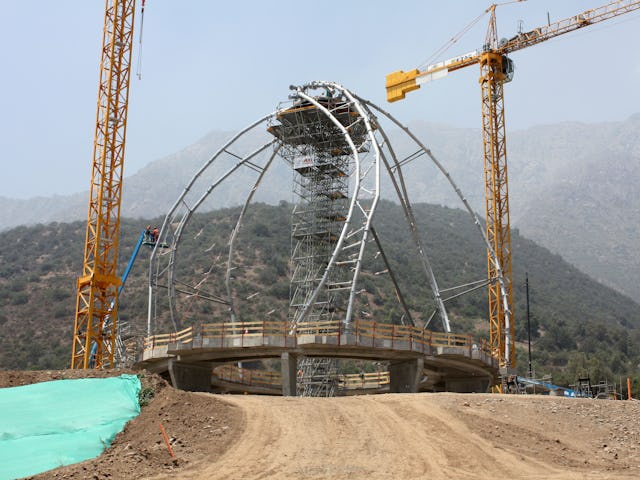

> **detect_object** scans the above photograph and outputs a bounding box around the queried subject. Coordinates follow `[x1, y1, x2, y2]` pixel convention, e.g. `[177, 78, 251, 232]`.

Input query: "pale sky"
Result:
[1, 0, 638, 199]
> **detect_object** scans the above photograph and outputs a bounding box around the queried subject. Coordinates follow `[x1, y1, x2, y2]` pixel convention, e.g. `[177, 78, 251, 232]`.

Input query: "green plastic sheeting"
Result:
[0, 374, 141, 480]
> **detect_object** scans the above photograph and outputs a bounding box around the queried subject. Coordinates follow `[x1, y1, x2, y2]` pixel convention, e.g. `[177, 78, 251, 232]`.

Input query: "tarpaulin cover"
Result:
[0, 374, 141, 480]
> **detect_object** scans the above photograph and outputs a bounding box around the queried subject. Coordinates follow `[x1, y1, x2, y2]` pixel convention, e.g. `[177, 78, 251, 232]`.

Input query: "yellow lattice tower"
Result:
[71, 0, 136, 369]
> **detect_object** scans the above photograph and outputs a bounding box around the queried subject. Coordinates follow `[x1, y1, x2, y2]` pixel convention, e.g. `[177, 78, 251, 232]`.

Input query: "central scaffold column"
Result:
[289, 146, 349, 331]
[268, 87, 374, 396]
[289, 118, 349, 396]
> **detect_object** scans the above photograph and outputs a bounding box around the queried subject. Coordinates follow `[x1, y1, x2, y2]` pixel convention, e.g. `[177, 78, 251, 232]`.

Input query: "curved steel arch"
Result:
[289, 82, 380, 328]
[357, 97, 512, 364]
[147, 113, 278, 334]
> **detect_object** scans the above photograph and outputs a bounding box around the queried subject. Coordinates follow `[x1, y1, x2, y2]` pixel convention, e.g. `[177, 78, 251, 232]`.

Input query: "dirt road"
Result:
[14, 370, 637, 480]
[158, 393, 640, 480]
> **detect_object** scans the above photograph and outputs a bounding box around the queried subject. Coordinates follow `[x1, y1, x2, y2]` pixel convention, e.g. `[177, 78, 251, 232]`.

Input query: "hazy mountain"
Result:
[1, 115, 638, 302]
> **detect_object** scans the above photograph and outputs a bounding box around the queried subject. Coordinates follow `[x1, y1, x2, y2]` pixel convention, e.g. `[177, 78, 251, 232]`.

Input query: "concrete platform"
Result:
[137, 328, 498, 395]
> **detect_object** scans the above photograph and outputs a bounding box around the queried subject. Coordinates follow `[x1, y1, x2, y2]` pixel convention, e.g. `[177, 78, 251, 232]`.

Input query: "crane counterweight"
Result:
[385, 70, 421, 102]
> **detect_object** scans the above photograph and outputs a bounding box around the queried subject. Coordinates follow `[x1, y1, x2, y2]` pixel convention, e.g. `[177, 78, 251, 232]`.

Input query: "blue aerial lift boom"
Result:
[89, 230, 156, 366]
[515, 376, 585, 398]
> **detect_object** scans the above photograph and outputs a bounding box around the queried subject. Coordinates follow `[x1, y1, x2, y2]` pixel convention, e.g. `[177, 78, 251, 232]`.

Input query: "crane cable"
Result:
[417, 1, 527, 70]
[136, 0, 146, 80]
[417, 8, 487, 70]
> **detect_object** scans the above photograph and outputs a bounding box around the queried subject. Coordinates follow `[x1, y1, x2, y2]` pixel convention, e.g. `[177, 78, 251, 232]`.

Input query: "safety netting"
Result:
[0, 374, 141, 479]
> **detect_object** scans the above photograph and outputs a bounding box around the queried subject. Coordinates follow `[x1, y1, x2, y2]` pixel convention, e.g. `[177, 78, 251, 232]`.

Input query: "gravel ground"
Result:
[3, 370, 639, 479]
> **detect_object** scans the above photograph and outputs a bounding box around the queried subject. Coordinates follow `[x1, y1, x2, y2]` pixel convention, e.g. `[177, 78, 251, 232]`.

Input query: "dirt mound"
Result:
[34, 385, 242, 479]
[0, 369, 141, 387]
[4, 371, 640, 479]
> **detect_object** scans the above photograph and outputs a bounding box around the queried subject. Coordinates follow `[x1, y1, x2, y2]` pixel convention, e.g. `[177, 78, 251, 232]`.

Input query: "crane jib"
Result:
[417, 50, 479, 85]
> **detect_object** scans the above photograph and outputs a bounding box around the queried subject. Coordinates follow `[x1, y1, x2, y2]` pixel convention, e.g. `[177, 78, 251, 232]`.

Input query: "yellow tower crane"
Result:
[386, 0, 640, 375]
[71, 0, 140, 369]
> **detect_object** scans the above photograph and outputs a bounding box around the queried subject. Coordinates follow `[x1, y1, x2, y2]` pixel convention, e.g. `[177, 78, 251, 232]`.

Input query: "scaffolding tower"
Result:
[269, 94, 369, 396]
[296, 357, 339, 397]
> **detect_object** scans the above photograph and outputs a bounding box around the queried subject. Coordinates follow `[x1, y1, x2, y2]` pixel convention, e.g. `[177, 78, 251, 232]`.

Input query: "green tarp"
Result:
[0, 374, 141, 480]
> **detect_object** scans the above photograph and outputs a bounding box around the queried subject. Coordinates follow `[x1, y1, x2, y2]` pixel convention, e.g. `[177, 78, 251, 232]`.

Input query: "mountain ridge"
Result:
[2, 116, 638, 303]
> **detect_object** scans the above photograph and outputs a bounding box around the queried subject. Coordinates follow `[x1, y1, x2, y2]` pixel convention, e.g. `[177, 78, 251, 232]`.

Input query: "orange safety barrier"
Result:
[143, 325, 194, 350]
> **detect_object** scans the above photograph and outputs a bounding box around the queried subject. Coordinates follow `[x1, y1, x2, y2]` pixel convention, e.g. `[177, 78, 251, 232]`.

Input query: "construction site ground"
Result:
[2, 370, 639, 480]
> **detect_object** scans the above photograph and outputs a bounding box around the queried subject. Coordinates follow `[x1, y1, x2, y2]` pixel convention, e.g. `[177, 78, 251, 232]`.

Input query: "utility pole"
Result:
[525, 272, 532, 378]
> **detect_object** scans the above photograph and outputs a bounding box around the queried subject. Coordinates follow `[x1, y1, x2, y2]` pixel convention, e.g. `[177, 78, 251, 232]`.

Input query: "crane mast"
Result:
[71, 0, 136, 369]
[480, 7, 516, 371]
[386, 0, 640, 376]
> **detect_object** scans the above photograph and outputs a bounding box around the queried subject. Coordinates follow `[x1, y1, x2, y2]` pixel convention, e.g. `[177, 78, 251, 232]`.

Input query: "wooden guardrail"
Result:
[143, 318, 492, 361]
[201, 320, 290, 338]
[212, 364, 391, 391]
[295, 319, 340, 336]
[143, 325, 194, 350]
[339, 371, 390, 389]
[213, 364, 282, 388]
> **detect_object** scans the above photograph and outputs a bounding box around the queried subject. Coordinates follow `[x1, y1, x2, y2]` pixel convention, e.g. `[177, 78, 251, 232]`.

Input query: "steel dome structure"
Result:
[144, 82, 512, 386]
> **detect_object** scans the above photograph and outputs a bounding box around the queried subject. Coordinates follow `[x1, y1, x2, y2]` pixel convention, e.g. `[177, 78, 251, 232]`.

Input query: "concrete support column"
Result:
[389, 358, 424, 393]
[281, 352, 298, 396]
[168, 359, 212, 392]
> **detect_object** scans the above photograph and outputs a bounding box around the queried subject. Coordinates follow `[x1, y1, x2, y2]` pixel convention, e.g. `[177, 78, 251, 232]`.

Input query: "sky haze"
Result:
[1, 0, 638, 199]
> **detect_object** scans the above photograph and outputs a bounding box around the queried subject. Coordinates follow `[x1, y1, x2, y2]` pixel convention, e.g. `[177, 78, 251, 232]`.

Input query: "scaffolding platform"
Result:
[267, 96, 368, 155]
[293, 157, 348, 177]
